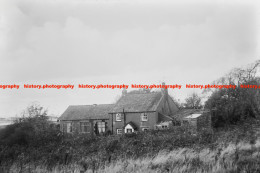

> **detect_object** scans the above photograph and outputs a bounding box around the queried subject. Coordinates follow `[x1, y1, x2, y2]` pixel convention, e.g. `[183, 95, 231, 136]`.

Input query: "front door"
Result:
[95, 121, 106, 135]
[126, 128, 133, 133]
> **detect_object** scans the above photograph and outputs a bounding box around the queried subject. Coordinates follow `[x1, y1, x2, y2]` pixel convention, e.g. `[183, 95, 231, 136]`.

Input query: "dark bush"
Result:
[0, 122, 34, 146]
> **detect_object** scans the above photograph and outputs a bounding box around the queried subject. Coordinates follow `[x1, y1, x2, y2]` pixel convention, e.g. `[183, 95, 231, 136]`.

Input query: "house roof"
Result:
[184, 114, 202, 119]
[158, 112, 173, 122]
[124, 121, 138, 129]
[173, 109, 211, 120]
[111, 91, 163, 113]
[173, 109, 204, 120]
[59, 104, 114, 121]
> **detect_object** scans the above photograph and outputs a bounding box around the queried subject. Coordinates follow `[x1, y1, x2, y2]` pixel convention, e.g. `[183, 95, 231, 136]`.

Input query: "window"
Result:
[117, 129, 123, 134]
[97, 121, 106, 133]
[142, 127, 149, 132]
[67, 122, 72, 133]
[62, 123, 66, 132]
[116, 113, 122, 121]
[80, 122, 91, 133]
[141, 113, 148, 121]
[126, 129, 133, 133]
[162, 125, 168, 129]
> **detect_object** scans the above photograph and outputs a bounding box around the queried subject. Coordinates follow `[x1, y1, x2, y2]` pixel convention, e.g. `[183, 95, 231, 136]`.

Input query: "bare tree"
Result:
[20, 102, 48, 120]
[184, 92, 202, 109]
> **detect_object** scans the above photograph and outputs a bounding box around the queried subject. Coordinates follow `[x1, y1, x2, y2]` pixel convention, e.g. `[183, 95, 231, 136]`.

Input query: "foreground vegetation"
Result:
[0, 117, 260, 173]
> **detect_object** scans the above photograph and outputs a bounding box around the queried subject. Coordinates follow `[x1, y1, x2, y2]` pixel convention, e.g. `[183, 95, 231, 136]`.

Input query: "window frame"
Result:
[126, 128, 133, 133]
[116, 128, 123, 134]
[67, 122, 72, 133]
[97, 121, 106, 133]
[62, 123, 66, 133]
[162, 125, 168, 129]
[115, 113, 122, 122]
[141, 113, 148, 121]
[80, 122, 91, 133]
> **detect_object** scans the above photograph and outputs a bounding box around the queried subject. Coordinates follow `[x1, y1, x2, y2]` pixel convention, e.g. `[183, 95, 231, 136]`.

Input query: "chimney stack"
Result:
[161, 82, 168, 98]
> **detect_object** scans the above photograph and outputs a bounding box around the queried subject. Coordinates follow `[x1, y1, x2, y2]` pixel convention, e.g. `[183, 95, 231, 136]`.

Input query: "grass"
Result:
[4, 139, 260, 173]
[82, 139, 260, 173]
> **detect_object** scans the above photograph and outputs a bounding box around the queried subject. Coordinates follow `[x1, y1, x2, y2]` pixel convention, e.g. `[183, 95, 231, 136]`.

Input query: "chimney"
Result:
[161, 82, 168, 99]
[122, 88, 127, 96]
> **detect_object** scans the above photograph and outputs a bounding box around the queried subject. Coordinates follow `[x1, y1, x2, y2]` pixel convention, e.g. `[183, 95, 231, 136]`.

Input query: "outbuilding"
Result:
[182, 111, 211, 132]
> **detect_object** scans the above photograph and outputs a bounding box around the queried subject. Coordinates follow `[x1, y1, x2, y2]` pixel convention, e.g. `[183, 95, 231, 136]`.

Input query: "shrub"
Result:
[0, 122, 34, 146]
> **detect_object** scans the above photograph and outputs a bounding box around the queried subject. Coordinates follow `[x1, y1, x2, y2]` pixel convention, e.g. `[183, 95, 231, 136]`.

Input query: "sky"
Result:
[0, 0, 259, 117]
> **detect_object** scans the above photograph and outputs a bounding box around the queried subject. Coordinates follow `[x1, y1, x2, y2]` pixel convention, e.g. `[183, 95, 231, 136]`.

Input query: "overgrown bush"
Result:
[0, 122, 34, 146]
[205, 60, 260, 127]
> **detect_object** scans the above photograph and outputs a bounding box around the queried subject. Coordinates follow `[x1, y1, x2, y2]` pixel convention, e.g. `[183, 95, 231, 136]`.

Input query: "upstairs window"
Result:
[116, 113, 122, 121]
[67, 122, 72, 133]
[141, 113, 148, 121]
[80, 122, 91, 133]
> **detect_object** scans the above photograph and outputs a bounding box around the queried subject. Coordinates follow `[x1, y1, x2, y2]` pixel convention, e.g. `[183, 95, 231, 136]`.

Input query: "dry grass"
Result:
[6, 139, 260, 173]
[89, 139, 260, 173]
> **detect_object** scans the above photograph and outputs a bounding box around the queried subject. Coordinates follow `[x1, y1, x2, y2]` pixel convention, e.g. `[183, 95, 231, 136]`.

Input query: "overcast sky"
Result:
[0, 0, 259, 117]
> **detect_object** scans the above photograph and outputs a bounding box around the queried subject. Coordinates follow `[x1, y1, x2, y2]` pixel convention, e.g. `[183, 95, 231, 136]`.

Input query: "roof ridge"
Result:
[69, 104, 114, 107]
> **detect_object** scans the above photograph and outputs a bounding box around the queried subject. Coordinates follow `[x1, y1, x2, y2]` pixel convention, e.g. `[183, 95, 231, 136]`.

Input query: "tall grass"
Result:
[86, 139, 260, 173]
[4, 139, 260, 173]
[1, 120, 260, 173]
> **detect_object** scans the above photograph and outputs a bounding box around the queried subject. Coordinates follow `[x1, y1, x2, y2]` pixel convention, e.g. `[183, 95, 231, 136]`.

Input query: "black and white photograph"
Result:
[0, 0, 260, 172]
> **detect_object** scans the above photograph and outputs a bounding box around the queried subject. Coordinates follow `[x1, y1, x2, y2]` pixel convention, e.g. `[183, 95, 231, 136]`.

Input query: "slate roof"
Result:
[59, 104, 114, 121]
[111, 92, 163, 113]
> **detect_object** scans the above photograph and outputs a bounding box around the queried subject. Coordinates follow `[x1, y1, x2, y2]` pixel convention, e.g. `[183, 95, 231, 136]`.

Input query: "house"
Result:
[109, 83, 179, 134]
[58, 104, 114, 135]
[58, 82, 180, 135]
